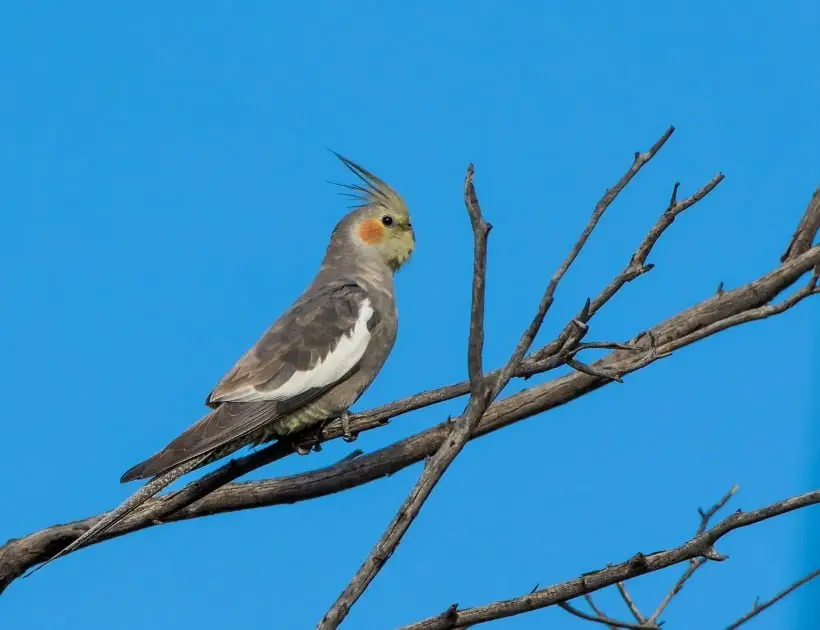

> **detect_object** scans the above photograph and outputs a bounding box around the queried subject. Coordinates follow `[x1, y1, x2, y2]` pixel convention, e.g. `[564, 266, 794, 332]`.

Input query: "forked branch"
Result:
[316, 165, 494, 628]
[317, 129, 678, 627]
[2, 132, 817, 625]
[398, 490, 820, 629]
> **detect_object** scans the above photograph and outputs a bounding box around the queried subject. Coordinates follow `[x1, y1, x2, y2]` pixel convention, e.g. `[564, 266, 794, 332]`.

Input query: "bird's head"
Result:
[331, 153, 414, 272]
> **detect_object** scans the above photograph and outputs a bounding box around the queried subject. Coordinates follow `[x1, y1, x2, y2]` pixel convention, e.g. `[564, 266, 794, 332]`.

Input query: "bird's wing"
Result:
[121, 281, 379, 482]
[208, 281, 379, 405]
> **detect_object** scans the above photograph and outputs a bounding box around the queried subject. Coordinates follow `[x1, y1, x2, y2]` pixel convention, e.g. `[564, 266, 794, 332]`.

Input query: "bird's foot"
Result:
[292, 420, 329, 455]
[340, 410, 358, 442]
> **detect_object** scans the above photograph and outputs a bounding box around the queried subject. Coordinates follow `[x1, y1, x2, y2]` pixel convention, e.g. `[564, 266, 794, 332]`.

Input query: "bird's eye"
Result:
[381, 215, 394, 226]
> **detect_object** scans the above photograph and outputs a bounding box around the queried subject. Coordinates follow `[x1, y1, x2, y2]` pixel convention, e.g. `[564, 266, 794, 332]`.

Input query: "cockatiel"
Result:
[27, 153, 414, 576]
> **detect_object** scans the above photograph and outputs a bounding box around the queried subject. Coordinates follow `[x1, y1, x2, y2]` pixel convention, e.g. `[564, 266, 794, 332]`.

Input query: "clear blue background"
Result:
[1, 3, 818, 628]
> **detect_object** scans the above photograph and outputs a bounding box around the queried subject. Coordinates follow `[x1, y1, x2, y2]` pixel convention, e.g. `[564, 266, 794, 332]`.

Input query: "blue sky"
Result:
[1, 2, 818, 628]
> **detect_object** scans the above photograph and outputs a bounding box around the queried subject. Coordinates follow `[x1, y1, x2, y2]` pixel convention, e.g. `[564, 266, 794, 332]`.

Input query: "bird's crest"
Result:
[327, 151, 408, 217]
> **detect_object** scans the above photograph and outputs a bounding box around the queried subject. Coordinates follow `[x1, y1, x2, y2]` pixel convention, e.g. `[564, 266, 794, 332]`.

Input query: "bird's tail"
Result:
[23, 451, 216, 579]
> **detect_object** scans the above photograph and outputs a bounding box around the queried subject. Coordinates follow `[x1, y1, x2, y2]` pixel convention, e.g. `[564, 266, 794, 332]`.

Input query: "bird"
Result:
[26, 153, 414, 577]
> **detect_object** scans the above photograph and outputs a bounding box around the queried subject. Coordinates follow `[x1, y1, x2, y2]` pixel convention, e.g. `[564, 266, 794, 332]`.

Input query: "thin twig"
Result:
[725, 568, 820, 629]
[529, 171, 724, 365]
[487, 126, 675, 398]
[697, 485, 740, 534]
[567, 358, 624, 383]
[615, 582, 647, 625]
[647, 484, 740, 623]
[651, 559, 704, 623]
[585, 594, 612, 621]
[316, 165, 493, 628]
[592, 173, 725, 317]
[397, 490, 820, 629]
[559, 600, 642, 629]
[575, 341, 638, 353]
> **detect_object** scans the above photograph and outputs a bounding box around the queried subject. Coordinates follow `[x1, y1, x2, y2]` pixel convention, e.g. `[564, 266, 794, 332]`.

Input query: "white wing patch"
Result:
[224, 299, 374, 403]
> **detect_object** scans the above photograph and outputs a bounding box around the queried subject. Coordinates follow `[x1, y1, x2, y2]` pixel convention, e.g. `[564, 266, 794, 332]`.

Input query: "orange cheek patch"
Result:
[358, 219, 386, 244]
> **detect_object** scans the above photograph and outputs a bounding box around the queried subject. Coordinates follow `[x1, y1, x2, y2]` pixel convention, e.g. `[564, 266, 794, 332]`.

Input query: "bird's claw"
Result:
[340, 411, 358, 443]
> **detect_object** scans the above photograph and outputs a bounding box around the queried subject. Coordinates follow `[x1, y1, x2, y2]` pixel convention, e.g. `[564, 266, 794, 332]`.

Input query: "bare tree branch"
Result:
[559, 599, 650, 630]
[781, 186, 820, 262]
[320, 128, 680, 626]
[564, 485, 818, 629]
[584, 594, 620, 630]
[647, 485, 740, 624]
[2, 244, 817, 594]
[615, 582, 647, 626]
[725, 568, 820, 629]
[397, 491, 820, 629]
[463, 164, 490, 398]
[697, 485, 741, 534]
[3, 131, 683, 588]
[316, 164, 494, 628]
[559, 172, 725, 333]
[318, 123, 668, 625]
[566, 357, 625, 383]
[2, 129, 816, 604]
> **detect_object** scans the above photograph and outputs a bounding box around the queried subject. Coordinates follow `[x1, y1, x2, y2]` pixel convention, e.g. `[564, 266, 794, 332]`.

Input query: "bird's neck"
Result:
[317, 247, 394, 290]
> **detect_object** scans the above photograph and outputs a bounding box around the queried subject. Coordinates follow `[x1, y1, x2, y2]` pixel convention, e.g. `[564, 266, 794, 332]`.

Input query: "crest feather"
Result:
[326, 151, 406, 215]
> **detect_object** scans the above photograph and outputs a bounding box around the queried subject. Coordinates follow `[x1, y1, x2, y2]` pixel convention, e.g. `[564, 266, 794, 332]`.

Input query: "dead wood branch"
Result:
[397, 490, 820, 629]
[2, 247, 816, 595]
[319, 122, 658, 625]
[615, 583, 647, 626]
[316, 164, 496, 628]
[2, 129, 817, 610]
[725, 568, 820, 629]
[646, 485, 740, 623]
[559, 599, 651, 629]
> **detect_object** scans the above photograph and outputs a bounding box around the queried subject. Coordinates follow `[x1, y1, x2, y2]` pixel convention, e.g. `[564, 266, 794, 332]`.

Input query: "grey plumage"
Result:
[26, 153, 414, 577]
[121, 281, 387, 481]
